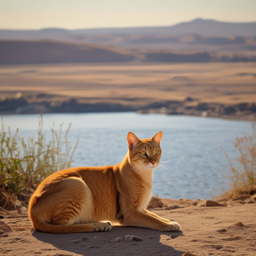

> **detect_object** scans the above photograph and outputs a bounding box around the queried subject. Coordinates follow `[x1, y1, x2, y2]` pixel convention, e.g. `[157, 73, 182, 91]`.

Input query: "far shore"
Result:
[1, 98, 256, 122]
[1, 62, 256, 121]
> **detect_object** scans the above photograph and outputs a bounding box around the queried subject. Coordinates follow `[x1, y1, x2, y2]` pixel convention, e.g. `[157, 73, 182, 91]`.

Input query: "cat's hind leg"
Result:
[29, 176, 111, 233]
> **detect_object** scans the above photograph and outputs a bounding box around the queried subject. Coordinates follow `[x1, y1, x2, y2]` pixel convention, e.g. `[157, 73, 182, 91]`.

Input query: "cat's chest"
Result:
[138, 185, 152, 211]
[136, 171, 153, 211]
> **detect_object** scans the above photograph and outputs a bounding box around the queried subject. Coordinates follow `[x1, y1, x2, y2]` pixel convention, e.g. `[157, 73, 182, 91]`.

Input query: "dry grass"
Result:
[218, 123, 256, 200]
[0, 115, 78, 209]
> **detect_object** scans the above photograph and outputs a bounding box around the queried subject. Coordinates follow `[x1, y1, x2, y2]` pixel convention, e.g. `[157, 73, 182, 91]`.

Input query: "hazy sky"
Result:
[1, 0, 256, 29]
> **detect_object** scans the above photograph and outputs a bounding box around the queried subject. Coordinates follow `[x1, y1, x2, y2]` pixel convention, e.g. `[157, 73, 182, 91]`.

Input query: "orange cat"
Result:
[28, 131, 181, 233]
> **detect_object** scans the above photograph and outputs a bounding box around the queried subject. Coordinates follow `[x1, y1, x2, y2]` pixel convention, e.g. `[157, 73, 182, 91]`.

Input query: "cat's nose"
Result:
[151, 160, 156, 165]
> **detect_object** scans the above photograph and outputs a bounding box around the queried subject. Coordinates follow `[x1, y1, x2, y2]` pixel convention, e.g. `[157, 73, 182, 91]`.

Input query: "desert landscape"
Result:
[1, 19, 256, 119]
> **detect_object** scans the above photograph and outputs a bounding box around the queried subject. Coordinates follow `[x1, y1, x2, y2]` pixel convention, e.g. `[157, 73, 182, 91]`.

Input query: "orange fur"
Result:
[28, 131, 181, 233]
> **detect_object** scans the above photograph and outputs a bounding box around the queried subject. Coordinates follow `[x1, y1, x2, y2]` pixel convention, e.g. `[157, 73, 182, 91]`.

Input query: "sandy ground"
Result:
[1, 62, 256, 106]
[1, 197, 256, 256]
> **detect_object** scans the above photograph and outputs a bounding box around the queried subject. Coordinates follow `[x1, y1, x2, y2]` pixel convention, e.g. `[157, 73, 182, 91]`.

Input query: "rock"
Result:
[236, 200, 246, 204]
[222, 236, 241, 241]
[183, 252, 196, 256]
[232, 195, 251, 201]
[235, 222, 243, 226]
[72, 237, 88, 243]
[184, 96, 194, 102]
[125, 235, 143, 242]
[87, 245, 99, 248]
[19, 206, 28, 214]
[205, 200, 222, 207]
[147, 197, 163, 209]
[165, 205, 179, 210]
[199, 200, 224, 207]
[110, 237, 123, 242]
[217, 228, 227, 233]
[212, 245, 223, 250]
[19, 188, 34, 204]
[0, 221, 12, 232]
[15, 200, 22, 207]
[12, 227, 26, 231]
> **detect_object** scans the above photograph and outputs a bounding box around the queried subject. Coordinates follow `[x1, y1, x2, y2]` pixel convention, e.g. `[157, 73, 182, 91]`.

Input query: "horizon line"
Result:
[1, 18, 256, 31]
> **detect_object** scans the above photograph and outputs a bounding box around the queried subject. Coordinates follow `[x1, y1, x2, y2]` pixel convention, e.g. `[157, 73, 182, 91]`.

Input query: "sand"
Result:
[1, 62, 256, 106]
[1, 197, 255, 256]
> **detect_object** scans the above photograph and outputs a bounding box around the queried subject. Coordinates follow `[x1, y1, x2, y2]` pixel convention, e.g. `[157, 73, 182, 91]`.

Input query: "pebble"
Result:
[12, 227, 26, 231]
[165, 205, 179, 210]
[216, 228, 227, 233]
[87, 245, 99, 249]
[125, 235, 143, 242]
[72, 237, 88, 243]
[0, 221, 12, 232]
[235, 222, 243, 226]
[110, 237, 123, 242]
[222, 236, 241, 241]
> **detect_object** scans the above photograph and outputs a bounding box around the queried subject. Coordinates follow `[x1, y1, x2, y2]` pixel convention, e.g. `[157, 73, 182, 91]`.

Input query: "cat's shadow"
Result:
[32, 226, 185, 256]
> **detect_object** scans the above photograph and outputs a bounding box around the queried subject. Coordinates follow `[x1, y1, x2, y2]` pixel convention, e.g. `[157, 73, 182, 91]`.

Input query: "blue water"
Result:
[1, 113, 253, 199]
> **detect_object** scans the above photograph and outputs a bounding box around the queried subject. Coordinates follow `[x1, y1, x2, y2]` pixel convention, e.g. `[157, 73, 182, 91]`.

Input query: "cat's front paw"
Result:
[93, 221, 112, 232]
[166, 221, 181, 231]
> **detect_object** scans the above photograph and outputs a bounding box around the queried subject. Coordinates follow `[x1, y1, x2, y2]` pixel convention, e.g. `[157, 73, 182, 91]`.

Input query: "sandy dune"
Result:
[1, 197, 255, 256]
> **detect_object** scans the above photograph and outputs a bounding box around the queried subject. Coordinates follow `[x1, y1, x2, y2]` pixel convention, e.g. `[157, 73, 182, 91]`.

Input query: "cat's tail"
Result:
[32, 218, 99, 234]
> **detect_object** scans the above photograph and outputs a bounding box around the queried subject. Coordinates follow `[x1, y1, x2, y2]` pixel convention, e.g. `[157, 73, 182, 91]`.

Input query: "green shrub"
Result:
[0, 115, 79, 209]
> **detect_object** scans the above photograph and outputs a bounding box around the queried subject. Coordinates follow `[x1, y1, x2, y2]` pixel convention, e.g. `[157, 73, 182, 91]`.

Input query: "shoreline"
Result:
[1, 96, 256, 122]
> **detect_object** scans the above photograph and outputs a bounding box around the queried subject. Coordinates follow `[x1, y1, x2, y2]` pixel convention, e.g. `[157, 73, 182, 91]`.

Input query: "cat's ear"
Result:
[152, 131, 163, 145]
[127, 132, 139, 150]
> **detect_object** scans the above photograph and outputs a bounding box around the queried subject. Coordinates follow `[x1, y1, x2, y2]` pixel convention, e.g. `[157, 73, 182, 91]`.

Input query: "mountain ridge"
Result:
[1, 19, 256, 39]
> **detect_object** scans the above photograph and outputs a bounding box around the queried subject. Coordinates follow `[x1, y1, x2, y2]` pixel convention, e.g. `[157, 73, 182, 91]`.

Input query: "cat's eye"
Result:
[139, 151, 148, 157]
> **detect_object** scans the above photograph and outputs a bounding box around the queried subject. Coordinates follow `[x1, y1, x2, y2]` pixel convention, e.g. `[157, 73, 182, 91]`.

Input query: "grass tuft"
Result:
[0, 115, 79, 209]
[218, 123, 256, 201]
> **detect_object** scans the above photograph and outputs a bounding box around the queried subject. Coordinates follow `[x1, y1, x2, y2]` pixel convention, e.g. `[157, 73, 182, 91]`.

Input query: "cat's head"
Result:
[127, 131, 162, 171]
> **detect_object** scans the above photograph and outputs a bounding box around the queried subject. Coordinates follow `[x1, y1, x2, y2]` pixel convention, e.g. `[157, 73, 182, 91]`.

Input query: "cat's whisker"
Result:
[158, 163, 177, 172]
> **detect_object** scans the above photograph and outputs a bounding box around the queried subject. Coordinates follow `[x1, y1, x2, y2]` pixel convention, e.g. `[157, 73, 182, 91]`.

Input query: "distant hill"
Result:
[0, 41, 135, 65]
[1, 19, 256, 42]
[1, 40, 256, 65]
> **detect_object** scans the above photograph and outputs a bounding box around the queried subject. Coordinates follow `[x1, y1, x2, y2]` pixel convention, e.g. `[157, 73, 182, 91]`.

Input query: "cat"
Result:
[28, 131, 181, 233]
